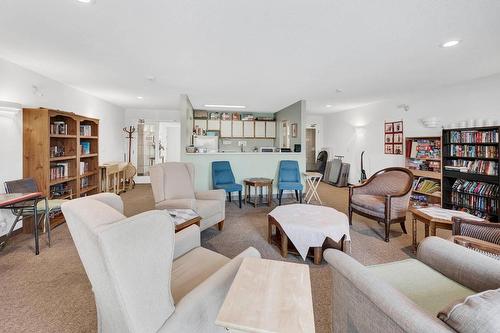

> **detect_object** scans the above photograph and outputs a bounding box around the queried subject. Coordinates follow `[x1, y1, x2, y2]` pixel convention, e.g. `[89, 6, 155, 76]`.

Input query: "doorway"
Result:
[135, 120, 181, 183]
[306, 128, 317, 171]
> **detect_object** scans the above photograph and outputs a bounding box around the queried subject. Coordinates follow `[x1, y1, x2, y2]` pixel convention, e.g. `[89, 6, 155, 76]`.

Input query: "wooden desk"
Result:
[99, 162, 129, 194]
[243, 178, 273, 207]
[215, 257, 315, 333]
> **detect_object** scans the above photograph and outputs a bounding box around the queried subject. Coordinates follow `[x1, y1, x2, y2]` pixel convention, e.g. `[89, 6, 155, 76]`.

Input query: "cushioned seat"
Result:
[36, 199, 67, 211]
[351, 194, 385, 217]
[215, 183, 242, 193]
[368, 259, 476, 316]
[278, 181, 303, 191]
[195, 200, 222, 229]
[171, 247, 230, 304]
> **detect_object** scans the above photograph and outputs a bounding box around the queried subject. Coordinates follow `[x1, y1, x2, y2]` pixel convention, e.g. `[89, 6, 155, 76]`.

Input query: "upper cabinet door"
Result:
[254, 121, 266, 138]
[194, 119, 207, 131]
[207, 119, 220, 131]
[220, 120, 232, 137]
[232, 120, 243, 137]
[243, 121, 255, 138]
[265, 121, 276, 138]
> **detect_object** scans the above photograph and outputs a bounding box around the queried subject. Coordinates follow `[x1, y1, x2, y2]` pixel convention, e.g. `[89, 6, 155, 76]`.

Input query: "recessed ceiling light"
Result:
[204, 104, 246, 109]
[335, 89, 343, 93]
[326, 104, 332, 108]
[440, 40, 461, 48]
[137, 96, 144, 100]
[77, 0, 95, 3]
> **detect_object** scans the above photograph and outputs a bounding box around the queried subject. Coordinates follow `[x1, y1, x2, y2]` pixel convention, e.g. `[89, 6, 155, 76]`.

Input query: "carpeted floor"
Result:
[0, 183, 452, 333]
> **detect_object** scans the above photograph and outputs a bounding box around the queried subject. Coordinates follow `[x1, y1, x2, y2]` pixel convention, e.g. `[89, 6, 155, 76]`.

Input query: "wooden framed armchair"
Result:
[451, 217, 500, 260]
[349, 167, 413, 242]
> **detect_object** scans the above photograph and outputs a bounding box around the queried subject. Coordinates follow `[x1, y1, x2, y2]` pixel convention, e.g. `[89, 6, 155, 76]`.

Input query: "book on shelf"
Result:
[450, 192, 497, 217]
[80, 176, 89, 188]
[51, 121, 68, 135]
[448, 129, 499, 144]
[80, 142, 91, 155]
[451, 179, 499, 198]
[80, 125, 92, 136]
[80, 161, 90, 175]
[414, 178, 441, 194]
[50, 162, 70, 180]
[444, 160, 498, 176]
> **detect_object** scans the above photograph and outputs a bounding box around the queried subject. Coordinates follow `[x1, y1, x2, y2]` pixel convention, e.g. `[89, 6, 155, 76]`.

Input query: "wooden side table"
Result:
[165, 209, 201, 232]
[409, 207, 453, 252]
[243, 178, 273, 207]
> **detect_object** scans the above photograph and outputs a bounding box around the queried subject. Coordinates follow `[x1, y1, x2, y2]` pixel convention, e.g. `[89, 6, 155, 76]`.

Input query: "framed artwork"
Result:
[385, 133, 393, 143]
[291, 123, 298, 138]
[384, 120, 404, 155]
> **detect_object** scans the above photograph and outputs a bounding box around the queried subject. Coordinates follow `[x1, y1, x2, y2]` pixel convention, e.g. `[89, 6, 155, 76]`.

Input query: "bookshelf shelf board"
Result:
[49, 176, 77, 186]
[50, 155, 77, 162]
[408, 157, 441, 161]
[80, 171, 98, 178]
[443, 142, 499, 146]
[443, 156, 498, 161]
[80, 153, 98, 158]
[50, 193, 73, 200]
[410, 169, 442, 180]
[412, 190, 441, 198]
[443, 170, 498, 183]
[80, 135, 98, 139]
[50, 134, 77, 139]
[80, 185, 98, 194]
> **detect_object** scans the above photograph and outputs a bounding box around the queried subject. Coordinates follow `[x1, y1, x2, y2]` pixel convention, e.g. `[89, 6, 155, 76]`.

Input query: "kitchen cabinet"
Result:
[254, 121, 266, 138]
[265, 121, 276, 138]
[194, 119, 207, 131]
[220, 120, 232, 137]
[232, 120, 243, 137]
[207, 120, 220, 131]
[243, 121, 255, 138]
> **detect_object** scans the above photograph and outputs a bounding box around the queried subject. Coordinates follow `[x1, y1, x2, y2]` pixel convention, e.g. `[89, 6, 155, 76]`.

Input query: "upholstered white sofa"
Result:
[61, 193, 260, 333]
[150, 162, 226, 231]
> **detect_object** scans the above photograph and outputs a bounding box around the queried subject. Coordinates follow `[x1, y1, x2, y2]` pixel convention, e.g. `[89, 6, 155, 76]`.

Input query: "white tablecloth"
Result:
[268, 204, 350, 260]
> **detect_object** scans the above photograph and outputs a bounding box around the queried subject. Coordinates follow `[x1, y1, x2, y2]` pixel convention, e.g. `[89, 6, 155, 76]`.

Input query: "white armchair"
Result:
[61, 193, 260, 333]
[150, 162, 226, 231]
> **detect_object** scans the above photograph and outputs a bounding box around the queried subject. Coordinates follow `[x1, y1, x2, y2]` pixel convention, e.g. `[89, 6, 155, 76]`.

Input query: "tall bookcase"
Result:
[405, 136, 442, 206]
[23, 108, 100, 231]
[442, 126, 499, 222]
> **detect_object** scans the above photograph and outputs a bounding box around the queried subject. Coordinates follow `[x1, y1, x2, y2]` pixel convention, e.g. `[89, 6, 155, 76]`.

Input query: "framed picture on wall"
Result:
[394, 144, 403, 155]
[385, 144, 394, 154]
[385, 123, 393, 132]
[394, 121, 403, 132]
[385, 133, 393, 143]
[291, 123, 298, 138]
[393, 133, 403, 143]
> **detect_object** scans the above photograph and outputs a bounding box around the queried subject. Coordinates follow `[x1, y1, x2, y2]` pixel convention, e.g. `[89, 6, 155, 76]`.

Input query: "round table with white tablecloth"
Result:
[267, 204, 351, 264]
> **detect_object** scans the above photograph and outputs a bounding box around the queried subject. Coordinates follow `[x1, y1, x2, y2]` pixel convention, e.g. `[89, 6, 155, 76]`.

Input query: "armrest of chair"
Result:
[155, 199, 196, 210]
[173, 225, 201, 260]
[158, 247, 261, 333]
[417, 236, 500, 292]
[88, 193, 124, 214]
[195, 189, 226, 202]
[452, 217, 500, 245]
[324, 249, 451, 333]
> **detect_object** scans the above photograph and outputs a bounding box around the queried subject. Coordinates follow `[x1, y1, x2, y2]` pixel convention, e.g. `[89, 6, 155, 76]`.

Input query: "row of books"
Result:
[407, 140, 441, 159]
[445, 160, 498, 176]
[81, 176, 90, 188]
[50, 162, 70, 180]
[448, 130, 499, 144]
[408, 159, 440, 172]
[451, 192, 498, 215]
[413, 178, 440, 194]
[50, 184, 73, 199]
[451, 179, 499, 198]
[450, 206, 490, 219]
[447, 144, 498, 159]
[80, 142, 91, 155]
[50, 121, 69, 135]
[80, 161, 90, 175]
[80, 125, 93, 136]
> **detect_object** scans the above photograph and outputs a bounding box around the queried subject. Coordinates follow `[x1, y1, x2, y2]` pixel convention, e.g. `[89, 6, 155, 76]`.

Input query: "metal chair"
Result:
[4, 178, 68, 246]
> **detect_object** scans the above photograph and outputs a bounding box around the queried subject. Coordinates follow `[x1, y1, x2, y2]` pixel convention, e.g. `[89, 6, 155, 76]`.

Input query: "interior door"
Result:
[306, 128, 317, 171]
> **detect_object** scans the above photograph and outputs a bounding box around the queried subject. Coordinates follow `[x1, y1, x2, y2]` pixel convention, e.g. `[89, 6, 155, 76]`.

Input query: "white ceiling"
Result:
[1, 0, 499, 113]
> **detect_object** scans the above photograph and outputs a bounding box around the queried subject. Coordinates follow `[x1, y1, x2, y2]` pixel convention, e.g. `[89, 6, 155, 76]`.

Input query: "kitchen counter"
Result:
[182, 151, 305, 191]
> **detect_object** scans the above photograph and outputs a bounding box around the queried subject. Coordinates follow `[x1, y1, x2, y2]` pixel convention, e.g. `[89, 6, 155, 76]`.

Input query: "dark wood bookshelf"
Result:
[442, 126, 499, 222]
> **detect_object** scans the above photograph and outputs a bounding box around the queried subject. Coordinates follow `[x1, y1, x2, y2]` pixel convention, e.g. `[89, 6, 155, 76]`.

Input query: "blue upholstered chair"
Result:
[212, 161, 242, 208]
[277, 160, 303, 205]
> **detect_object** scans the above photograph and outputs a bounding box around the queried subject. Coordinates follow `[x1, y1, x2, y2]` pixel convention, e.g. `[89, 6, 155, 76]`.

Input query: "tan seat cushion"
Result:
[171, 247, 229, 304]
[438, 288, 500, 332]
[352, 194, 385, 213]
[195, 199, 221, 220]
[368, 259, 476, 316]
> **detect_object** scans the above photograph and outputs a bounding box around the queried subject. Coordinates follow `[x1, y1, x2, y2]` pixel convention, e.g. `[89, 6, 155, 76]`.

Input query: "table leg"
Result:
[313, 247, 322, 264]
[33, 198, 40, 255]
[412, 216, 417, 252]
[254, 186, 258, 207]
[280, 229, 288, 258]
[244, 184, 248, 204]
[268, 184, 272, 206]
[430, 222, 437, 236]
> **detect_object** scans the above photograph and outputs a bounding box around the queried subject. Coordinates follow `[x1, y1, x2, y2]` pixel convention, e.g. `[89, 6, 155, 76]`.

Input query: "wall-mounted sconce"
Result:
[0, 101, 22, 117]
[420, 117, 441, 128]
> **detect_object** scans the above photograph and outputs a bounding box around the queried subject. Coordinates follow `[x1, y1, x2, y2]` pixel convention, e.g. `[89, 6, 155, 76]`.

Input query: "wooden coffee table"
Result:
[166, 209, 201, 232]
[215, 257, 315, 333]
[243, 178, 273, 207]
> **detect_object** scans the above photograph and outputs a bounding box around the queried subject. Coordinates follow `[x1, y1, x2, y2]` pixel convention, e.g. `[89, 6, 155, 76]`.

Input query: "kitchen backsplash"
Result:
[219, 138, 276, 152]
